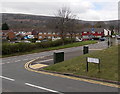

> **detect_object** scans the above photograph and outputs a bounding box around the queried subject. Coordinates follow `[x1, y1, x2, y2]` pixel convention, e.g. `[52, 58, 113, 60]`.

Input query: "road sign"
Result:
[86, 57, 100, 72]
[91, 28, 94, 31]
[87, 57, 100, 64]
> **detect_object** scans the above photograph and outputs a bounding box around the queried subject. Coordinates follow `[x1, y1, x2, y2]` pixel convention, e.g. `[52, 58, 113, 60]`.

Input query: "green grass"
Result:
[2, 40, 97, 58]
[44, 45, 119, 82]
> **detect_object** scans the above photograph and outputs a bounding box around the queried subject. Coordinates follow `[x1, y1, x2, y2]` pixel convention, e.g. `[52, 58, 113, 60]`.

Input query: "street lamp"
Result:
[108, 37, 110, 48]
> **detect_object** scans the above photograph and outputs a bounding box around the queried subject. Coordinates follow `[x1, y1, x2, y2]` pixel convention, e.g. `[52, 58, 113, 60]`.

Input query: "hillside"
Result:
[1, 13, 119, 31]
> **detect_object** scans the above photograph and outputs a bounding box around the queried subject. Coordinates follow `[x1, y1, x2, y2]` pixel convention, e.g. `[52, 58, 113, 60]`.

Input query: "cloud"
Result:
[1, 0, 119, 2]
[1, 0, 118, 21]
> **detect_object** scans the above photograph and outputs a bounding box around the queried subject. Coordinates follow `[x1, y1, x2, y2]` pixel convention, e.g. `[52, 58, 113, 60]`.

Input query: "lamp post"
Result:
[108, 37, 110, 48]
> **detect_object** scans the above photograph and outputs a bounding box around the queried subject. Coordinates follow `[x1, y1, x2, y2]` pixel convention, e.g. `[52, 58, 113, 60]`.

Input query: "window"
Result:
[48, 36, 51, 39]
[39, 36, 42, 39]
[96, 36, 101, 38]
[83, 36, 89, 38]
[52, 36, 55, 38]
[48, 32, 51, 34]
[57, 32, 60, 35]
[53, 32, 55, 35]
[44, 32, 47, 34]
[39, 32, 42, 34]
[57, 37, 61, 39]
[84, 32, 87, 33]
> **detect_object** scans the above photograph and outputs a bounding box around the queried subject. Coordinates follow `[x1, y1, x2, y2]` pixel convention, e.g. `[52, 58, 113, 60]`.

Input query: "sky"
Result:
[1, 0, 119, 21]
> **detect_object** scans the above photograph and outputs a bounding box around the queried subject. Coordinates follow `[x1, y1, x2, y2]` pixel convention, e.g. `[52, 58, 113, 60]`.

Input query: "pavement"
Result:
[1, 41, 120, 93]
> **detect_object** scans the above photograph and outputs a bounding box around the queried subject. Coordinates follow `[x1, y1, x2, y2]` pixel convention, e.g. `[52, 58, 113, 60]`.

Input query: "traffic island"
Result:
[44, 45, 119, 84]
[24, 45, 120, 88]
[25, 56, 120, 88]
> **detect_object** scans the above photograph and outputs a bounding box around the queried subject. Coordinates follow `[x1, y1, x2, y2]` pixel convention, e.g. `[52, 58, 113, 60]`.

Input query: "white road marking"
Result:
[23, 59, 29, 61]
[15, 60, 21, 62]
[6, 62, 10, 64]
[0, 76, 15, 81]
[25, 83, 62, 93]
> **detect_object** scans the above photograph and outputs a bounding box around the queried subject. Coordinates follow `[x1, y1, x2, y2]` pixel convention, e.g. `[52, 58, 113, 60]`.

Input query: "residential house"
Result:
[81, 28, 104, 40]
[104, 29, 112, 36]
[37, 29, 81, 40]
[1, 30, 16, 40]
[32, 29, 39, 39]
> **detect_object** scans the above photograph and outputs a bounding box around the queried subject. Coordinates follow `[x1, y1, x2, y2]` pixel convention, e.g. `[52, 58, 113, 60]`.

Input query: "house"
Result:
[37, 30, 60, 40]
[37, 29, 81, 40]
[31, 29, 39, 39]
[81, 28, 104, 40]
[7, 30, 16, 40]
[104, 29, 112, 36]
[1, 30, 16, 40]
[13, 29, 32, 40]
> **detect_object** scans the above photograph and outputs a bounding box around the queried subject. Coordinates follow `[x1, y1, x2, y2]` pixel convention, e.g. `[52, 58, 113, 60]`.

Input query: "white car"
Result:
[112, 35, 116, 38]
[23, 40, 31, 43]
[76, 38, 82, 42]
[117, 35, 120, 39]
[36, 40, 41, 43]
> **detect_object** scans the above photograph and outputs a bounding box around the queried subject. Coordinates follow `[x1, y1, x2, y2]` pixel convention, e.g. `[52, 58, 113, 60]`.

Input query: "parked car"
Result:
[41, 40, 48, 42]
[112, 35, 116, 38]
[15, 41, 21, 43]
[117, 35, 120, 39]
[99, 37, 106, 41]
[23, 40, 31, 43]
[52, 38, 61, 41]
[36, 40, 41, 43]
[76, 38, 82, 42]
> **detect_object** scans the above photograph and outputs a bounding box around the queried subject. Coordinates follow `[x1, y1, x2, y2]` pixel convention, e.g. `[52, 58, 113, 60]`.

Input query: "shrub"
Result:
[2, 38, 76, 55]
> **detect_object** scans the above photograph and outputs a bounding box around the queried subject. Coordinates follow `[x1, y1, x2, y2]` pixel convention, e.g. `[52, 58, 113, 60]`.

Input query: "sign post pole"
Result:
[87, 57, 100, 72]
[86, 61, 88, 72]
[98, 60, 100, 72]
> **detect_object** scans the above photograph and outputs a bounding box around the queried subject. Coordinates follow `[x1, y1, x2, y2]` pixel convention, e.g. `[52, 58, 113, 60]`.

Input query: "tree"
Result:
[83, 23, 92, 28]
[109, 25, 115, 35]
[94, 21, 106, 28]
[2, 22, 9, 30]
[55, 7, 77, 45]
[66, 16, 78, 43]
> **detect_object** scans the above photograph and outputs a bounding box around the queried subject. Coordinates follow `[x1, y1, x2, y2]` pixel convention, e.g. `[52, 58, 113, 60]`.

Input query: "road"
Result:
[1, 41, 119, 93]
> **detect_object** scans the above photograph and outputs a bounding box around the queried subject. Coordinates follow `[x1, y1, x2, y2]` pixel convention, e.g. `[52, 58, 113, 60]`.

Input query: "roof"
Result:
[81, 28, 104, 32]
[0, 30, 10, 34]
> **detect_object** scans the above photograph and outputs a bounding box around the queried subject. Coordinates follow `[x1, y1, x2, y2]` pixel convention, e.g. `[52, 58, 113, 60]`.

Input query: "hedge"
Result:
[2, 38, 75, 55]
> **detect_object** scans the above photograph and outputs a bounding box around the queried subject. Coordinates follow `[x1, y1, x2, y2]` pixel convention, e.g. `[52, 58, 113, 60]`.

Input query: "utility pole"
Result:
[118, 21, 119, 35]
[118, 1, 120, 34]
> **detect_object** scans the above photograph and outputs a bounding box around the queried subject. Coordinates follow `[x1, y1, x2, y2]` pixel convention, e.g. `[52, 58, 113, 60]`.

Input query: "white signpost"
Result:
[86, 57, 100, 72]
[87, 57, 100, 64]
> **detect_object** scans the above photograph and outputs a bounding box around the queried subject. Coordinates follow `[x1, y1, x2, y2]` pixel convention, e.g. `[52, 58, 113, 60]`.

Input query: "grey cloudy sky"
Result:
[1, 0, 119, 21]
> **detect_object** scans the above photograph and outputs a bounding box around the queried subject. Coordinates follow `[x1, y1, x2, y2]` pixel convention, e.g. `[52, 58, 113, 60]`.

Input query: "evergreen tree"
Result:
[2, 23, 9, 30]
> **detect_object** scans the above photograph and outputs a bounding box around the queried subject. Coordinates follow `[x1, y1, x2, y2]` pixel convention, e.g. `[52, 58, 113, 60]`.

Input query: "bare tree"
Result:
[55, 7, 77, 45]
[66, 15, 78, 43]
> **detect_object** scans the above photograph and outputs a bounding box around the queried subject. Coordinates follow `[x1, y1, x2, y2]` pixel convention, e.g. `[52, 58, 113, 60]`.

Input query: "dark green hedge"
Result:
[2, 38, 75, 55]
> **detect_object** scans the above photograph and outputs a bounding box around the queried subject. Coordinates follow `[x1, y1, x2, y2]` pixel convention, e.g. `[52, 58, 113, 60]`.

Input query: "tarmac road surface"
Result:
[1, 41, 119, 93]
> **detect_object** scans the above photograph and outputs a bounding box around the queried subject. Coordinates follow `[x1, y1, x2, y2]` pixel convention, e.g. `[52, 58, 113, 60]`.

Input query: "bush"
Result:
[2, 43, 37, 55]
[2, 38, 76, 55]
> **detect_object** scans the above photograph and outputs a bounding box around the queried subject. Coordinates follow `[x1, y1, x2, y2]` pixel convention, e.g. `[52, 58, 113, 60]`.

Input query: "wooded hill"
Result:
[1, 13, 119, 31]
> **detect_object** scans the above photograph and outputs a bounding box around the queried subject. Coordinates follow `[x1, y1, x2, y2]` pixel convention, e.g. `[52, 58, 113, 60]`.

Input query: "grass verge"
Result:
[44, 45, 119, 82]
[2, 40, 97, 58]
